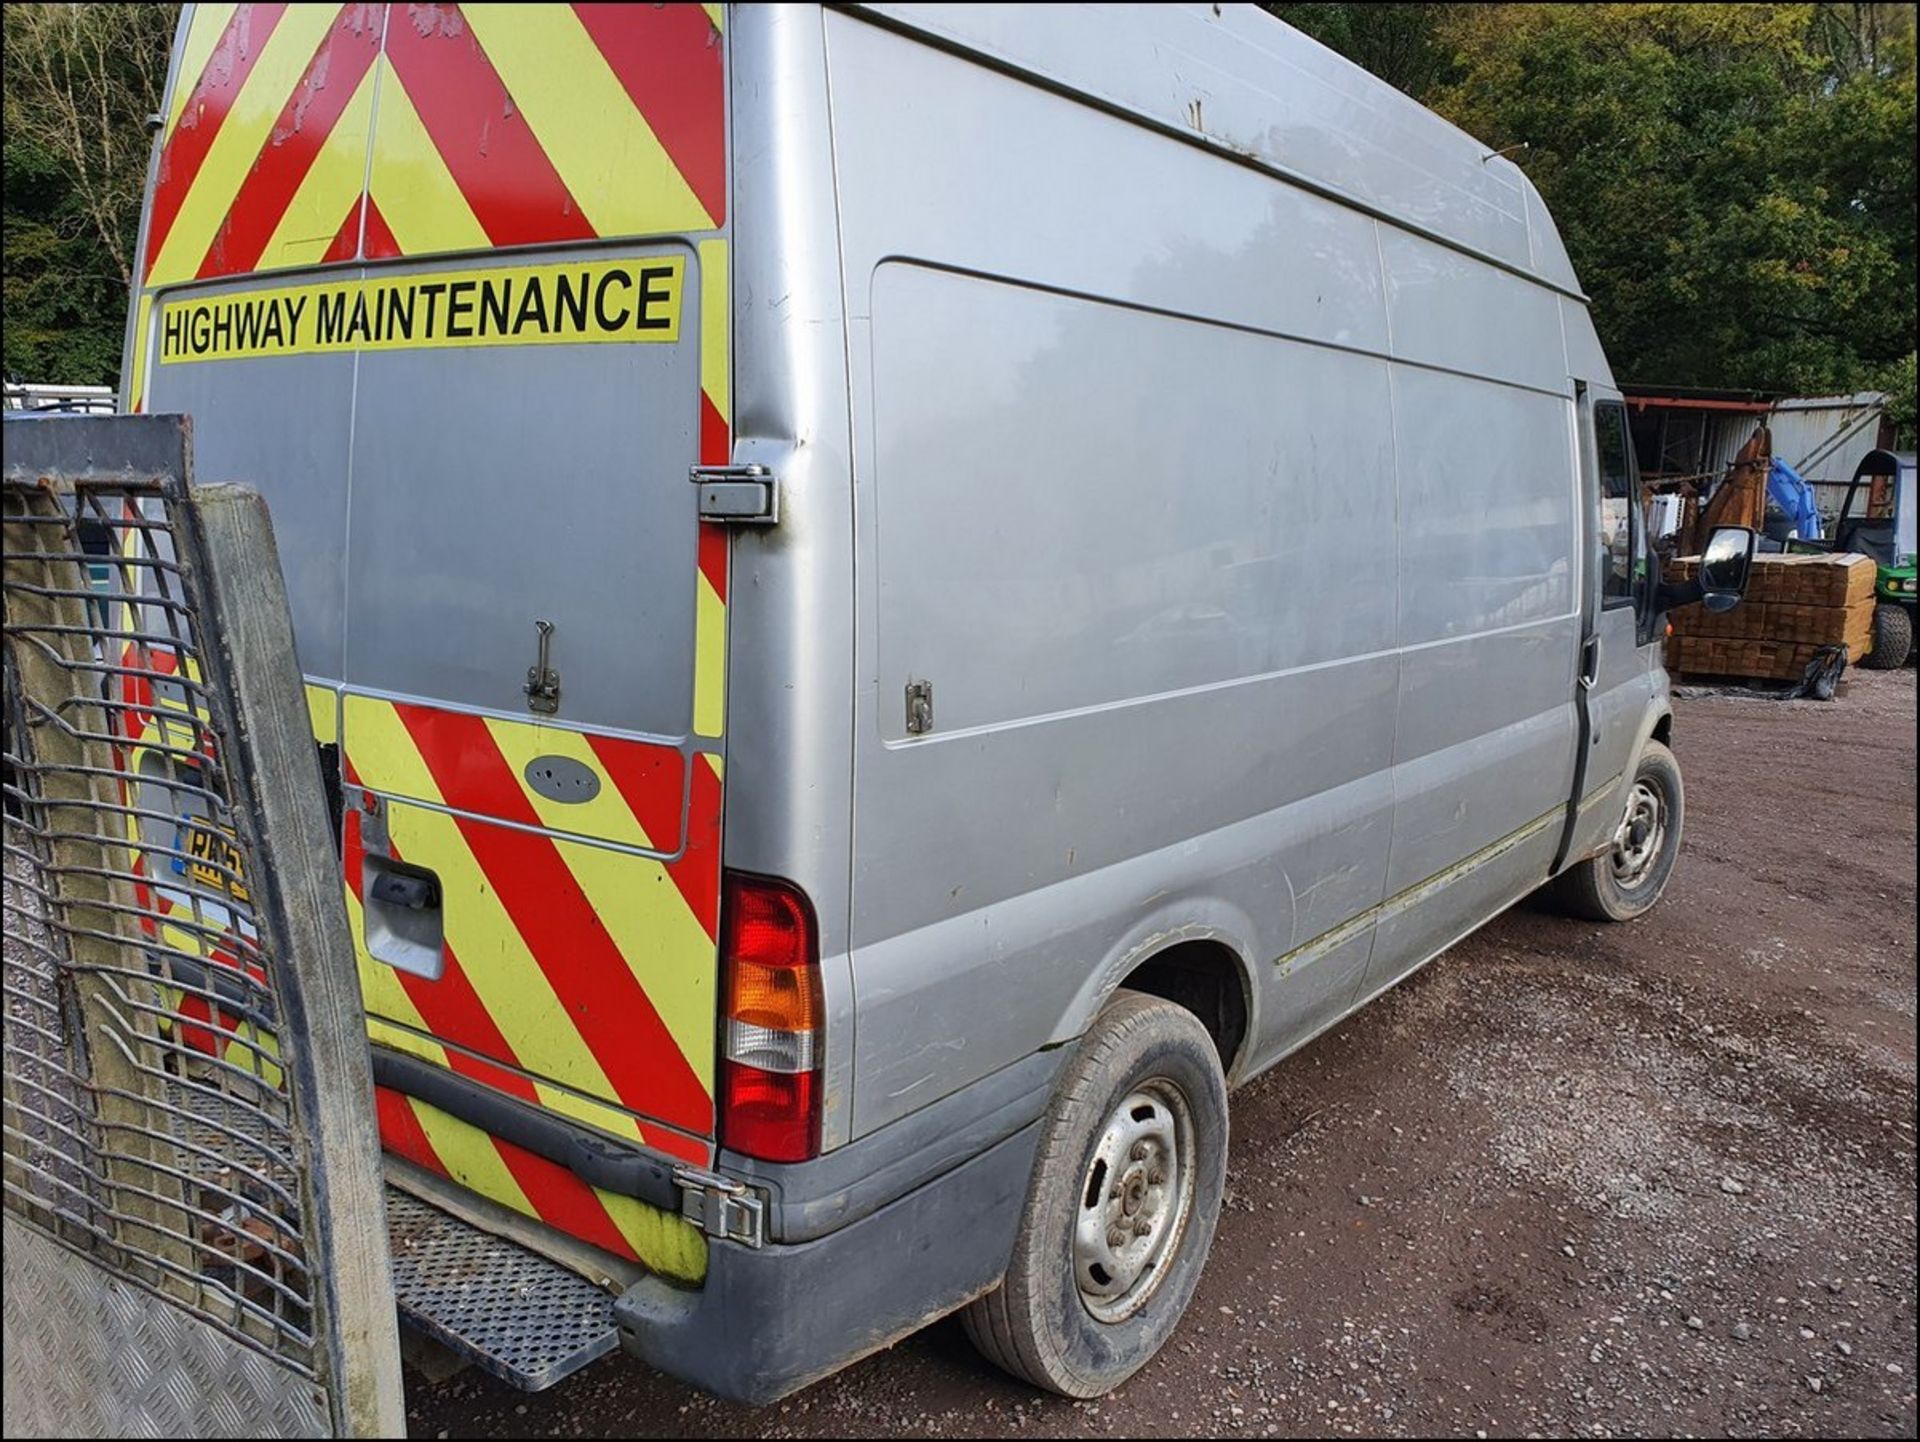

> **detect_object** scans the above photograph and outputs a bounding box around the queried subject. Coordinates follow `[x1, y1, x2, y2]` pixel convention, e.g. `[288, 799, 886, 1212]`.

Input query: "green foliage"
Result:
[1876, 352, 1917, 445]
[3, 3, 178, 387]
[1436, 4, 1915, 394]
[1266, 4, 1460, 96]
[4, 133, 125, 384]
[1268, 4, 1917, 398]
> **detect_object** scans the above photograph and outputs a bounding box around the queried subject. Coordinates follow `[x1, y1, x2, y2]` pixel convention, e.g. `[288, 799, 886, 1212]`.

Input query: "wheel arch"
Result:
[1627, 698, 1676, 790]
[1058, 918, 1259, 1086]
[1116, 939, 1252, 1084]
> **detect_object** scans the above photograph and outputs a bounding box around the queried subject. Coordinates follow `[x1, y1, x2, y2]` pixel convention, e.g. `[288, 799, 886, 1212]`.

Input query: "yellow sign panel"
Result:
[158, 255, 685, 364]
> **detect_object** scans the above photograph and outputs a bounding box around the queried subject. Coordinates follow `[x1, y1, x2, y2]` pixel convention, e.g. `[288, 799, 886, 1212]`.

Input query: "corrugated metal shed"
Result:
[1706, 413, 1764, 477]
[1769, 394, 1893, 521]
[1623, 389, 1769, 486]
[1622, 388, 1893, 532]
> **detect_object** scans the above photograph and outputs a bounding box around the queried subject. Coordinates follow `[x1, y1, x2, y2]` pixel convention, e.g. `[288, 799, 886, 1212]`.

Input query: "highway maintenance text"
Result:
[158, 255, 685, 364]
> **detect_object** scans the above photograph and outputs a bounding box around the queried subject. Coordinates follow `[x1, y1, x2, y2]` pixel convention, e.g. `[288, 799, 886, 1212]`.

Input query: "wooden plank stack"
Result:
[1665, 552, 1877, 681]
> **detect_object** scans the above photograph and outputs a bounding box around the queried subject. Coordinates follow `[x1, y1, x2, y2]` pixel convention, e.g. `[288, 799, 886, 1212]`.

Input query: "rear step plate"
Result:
[386, 1187, 618, 1392]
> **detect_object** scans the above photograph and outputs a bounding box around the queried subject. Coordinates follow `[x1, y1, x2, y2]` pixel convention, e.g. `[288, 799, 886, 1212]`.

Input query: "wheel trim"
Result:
[1073, 1079, 1195, 1323]
[1610, 778, 1666, 890]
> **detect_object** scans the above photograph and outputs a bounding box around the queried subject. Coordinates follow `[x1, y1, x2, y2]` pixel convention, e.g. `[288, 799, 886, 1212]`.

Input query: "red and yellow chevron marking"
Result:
[196, 6, 383, 281]
[346, 797, 713, 1280]
[111, 628, 285, 1088]
[348, 828, 708, 1279]
[143, 3, 722, 288]
[341, 697, 719, 1140]
[350, 698, 693, 855]
[130, 3, 727, 412]
[374, 1084, 707, 1282]
[305, 681, 339, 746]
[696, 235, 731, 739]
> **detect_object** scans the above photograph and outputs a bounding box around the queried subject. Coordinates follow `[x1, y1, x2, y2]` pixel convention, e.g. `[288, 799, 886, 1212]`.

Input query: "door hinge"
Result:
[690, 464, 777, 525]
[673, 1165, 766, 1248]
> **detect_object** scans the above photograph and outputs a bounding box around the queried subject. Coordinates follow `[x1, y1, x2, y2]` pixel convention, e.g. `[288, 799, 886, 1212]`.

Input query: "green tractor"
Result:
[1792, 448, 1916, 669]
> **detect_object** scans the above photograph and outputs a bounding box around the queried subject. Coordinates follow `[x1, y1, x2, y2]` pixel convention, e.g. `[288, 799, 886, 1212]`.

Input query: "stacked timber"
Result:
[1665, 552, 1877, 681]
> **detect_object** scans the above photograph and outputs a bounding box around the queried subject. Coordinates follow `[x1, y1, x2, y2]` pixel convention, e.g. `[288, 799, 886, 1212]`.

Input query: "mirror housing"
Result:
[1699, 525, 1758, 613]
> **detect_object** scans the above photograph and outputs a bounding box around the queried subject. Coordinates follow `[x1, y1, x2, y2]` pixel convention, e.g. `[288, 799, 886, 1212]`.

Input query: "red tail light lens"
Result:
[720, 1062, 820, 1164]
[719, 871, 822, 1163]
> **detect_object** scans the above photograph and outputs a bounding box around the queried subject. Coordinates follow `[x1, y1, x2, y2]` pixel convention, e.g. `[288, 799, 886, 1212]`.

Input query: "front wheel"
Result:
[1862, 602, 1912, 670]
[963, 991, 1228, 1397]
[1553, 739, 1685, 923]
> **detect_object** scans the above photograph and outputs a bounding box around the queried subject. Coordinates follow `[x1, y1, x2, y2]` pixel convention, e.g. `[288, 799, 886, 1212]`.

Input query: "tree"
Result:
[1878, 351, 1917, 446]
[1265, 4, 1460, 97]
[3, 3, 178, 384]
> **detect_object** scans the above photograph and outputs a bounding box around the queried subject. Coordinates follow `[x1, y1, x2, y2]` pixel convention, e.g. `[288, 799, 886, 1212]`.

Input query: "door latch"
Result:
[690, 464, 777, 524]
[672, 1165, 765, 1247]
[905, 678, 934, 735]
[524, 619, 560, 714]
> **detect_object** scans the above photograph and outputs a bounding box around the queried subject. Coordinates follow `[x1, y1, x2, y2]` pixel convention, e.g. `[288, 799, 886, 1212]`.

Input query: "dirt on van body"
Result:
[411, 668, 1918, 1441]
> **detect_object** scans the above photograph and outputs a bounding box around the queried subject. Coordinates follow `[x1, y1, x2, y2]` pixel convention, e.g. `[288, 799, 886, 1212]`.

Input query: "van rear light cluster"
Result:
[719, 871, 822, 1163]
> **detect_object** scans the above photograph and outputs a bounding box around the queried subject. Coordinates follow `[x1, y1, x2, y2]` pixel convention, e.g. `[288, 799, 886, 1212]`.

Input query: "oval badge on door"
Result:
[524, 755, 601, 804]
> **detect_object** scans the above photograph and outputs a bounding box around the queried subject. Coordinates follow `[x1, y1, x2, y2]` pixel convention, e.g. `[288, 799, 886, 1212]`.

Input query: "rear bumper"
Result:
[376, 1040, 1061, 1401]
[613, 1119, 1041, 1404]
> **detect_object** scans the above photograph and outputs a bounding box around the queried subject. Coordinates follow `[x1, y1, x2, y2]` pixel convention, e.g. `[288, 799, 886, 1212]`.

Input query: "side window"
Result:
[1594, 400, 1641, 608]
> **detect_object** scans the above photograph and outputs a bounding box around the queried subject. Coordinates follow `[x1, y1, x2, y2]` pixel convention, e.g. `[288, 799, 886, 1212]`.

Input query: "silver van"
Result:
[129, 0, 1754, 1402]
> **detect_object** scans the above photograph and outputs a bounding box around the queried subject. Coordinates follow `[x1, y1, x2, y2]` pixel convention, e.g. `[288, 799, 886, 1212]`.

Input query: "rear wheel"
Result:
[963, 991, 1227, 1397]
[1863, 603, 1912, 670]
[1554, 740, 1684, 923]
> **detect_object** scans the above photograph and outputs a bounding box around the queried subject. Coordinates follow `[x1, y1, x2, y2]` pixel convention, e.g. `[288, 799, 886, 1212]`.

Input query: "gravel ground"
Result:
[411, 668, 1917, 1440]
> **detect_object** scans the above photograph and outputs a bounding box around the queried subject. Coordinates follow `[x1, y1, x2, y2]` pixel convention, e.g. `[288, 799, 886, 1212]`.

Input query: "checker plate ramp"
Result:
[385, 1188, 618, 1391]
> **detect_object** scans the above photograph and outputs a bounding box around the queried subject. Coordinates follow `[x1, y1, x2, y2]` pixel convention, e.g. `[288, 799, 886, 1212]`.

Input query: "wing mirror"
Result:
[1699, 525, 1758, 613]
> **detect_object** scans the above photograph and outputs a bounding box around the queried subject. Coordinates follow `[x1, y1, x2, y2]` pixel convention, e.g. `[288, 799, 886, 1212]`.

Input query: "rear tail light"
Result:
[719, 871, 822, 1162]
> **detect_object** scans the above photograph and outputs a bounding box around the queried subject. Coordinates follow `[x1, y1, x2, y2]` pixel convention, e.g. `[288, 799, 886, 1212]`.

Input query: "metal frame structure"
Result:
[3, 413, 403, 1438]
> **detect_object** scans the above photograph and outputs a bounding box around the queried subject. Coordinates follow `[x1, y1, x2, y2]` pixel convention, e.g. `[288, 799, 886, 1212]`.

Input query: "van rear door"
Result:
[334, 246, 719, 1154]
[133, 3, 731, 1270]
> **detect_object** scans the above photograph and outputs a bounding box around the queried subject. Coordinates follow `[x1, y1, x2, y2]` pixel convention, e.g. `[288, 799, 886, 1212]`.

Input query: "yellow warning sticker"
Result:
[158, 255, 685, 364]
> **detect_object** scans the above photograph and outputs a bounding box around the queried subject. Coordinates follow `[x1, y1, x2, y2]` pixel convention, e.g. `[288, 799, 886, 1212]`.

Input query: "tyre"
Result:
[1862, 602, 1912, 670]
[1553, 739, 1684, 923]
[963, 991, 1228, 1397]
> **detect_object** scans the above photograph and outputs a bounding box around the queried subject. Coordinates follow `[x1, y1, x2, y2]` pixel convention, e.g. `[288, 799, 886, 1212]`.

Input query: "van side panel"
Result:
[829, 13, 1402, 1134]
[853, 1, 1565, 289]
[869, 265, 1400, 736]
[831, 11, 1587, 1135]
[1364, 366, 1578, 991]
[1359, 235, 1580, 991]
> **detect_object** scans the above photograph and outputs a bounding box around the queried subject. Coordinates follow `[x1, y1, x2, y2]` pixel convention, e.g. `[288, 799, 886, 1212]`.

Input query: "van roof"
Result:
[853, 2, 1584, 299]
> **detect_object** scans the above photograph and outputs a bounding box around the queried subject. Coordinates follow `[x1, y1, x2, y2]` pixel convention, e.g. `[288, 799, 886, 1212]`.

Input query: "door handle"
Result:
[1579, 634, 1602, 691]
[370, 869, 439, 911]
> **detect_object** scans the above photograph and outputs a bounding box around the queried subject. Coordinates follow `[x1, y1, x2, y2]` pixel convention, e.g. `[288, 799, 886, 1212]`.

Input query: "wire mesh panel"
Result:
[2, 414, 402, 1438]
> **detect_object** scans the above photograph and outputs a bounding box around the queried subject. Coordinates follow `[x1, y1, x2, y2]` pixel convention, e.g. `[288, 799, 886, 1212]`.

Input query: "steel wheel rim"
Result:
[1073, 1078, 1195, 1323]
[1610, 778, 1666, 890]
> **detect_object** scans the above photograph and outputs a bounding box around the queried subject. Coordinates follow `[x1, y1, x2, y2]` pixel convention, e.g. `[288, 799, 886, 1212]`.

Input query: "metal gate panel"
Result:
[3, 1218, 330, 1438]
[3, 413, 403, 1437]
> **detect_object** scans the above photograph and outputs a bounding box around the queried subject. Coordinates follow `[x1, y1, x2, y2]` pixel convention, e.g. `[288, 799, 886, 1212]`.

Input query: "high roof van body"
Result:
[128, 1, 1751, 1401]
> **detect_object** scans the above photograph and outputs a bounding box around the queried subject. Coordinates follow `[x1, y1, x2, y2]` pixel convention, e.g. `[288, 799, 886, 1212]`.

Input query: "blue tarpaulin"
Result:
[1768, 456, 1823, 541]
